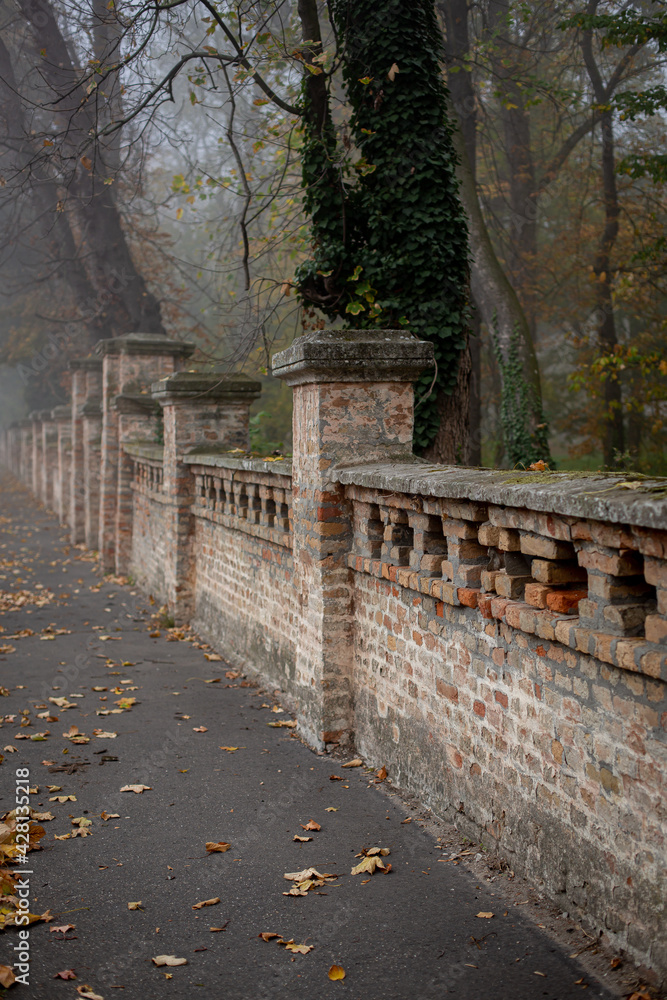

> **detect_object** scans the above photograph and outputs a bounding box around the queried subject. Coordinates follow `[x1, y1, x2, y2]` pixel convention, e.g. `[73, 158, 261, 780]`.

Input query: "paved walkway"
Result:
[0, 472, 628, 999]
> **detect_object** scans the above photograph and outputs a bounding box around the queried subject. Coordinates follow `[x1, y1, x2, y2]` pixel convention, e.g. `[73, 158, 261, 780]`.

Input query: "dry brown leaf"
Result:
[192, 726, 208, 733]
[351, 855, 391, 876]
[329, 775, 344, 781]
[53, 969, 77, 979]
[258, 932, 281, 942]
[204, 653, 222, 661]
[301, 820, 321, 832]
[192, 897, 220, 909]
[92, 730, 117, 739]
[219, 746, 243, 752]
[375, 765, 387, 782]
[476, 912, 494, 919]
[127, 901, 143, 910]
[50, 924, 75, 934]
[325, 807, 338, 812]
[341, 759, 363, 768]
[293, 835, 312, 843]
[50, 795, 76, 803]
[0, 965, 15, 988]
[267, 720, 297, 728]
[205, 841, 231, 853]
[328, 965, 345, 981]
[76, 988, 104, 1000]
[387, 62, 399, 81]
[152, 955, 188, 967]
[100, 812, 120, 821]
[120, 784, 151, 794]
[285, 942, 313, 954]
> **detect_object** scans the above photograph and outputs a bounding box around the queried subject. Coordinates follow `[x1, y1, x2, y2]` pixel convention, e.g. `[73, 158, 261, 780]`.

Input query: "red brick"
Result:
[473, 699, 486, 718]
[436, 680, 458, 701]
[494, 690, 508, 709]
[458, 587, 480, 608]
[546, 589, 587, 614]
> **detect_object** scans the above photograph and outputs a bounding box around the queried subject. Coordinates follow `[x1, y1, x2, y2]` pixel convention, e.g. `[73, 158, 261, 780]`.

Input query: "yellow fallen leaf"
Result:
[476, 912, 494, 919]
[151, 955, 188, 967]
[341, 758, 363, 768]
[192, 897, 220, 909]
[219, 746, 243, 752]
[205, 841, 231, 853]
[267, 720, 297, 728]
[128, 901, 143, 910]
[325, 807, 338, 812]
[271, 705, 284, 713]
[120, 784, 152, 793]
[204, 653, 222, 661]
[351, 855, 391, 876]
[328, 965, 345, 980]
[285, 942, 313, 954]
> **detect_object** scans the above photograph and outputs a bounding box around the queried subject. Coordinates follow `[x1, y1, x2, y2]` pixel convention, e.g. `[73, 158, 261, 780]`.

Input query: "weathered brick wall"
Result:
[3, 327, 666, 982]
[337, 474, 667, 976]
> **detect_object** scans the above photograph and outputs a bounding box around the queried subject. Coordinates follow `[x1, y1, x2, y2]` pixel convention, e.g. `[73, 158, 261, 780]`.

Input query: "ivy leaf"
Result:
[346, 301, 365, 315]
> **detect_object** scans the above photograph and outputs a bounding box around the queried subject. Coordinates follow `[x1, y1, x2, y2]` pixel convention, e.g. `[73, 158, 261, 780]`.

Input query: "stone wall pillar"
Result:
[114, 394, 161, 576]
[30, 412, 42, 496]
[40, 411, 57, 508]
[69, 359, 102, 543]
[151, 371, 261, 622]
[272, 329, 433, 748]
[18, 421, 32, 485]
[53, 406, 72, 524]
[97, 333, 194, 572]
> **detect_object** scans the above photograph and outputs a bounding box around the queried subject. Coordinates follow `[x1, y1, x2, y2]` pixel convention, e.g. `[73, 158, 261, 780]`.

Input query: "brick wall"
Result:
[3, 328, 666, 982]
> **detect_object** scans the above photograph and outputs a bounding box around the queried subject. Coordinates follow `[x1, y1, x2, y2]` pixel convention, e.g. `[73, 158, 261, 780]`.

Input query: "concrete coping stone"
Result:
[51, 405, 72, 422]
[122, 441, 164, 462]
[334, 462, 667, 531]
[184, 449, 293, 478]
[272, 328, 435, 385]
[113, 393, 161, 416]
[68, 357, 103, 371]
[95, 332, 195, 357]
[151, 371, 261, 404]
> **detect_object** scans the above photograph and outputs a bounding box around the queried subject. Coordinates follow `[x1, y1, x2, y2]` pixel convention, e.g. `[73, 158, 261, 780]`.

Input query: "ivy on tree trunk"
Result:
[296, 0, 470, 456]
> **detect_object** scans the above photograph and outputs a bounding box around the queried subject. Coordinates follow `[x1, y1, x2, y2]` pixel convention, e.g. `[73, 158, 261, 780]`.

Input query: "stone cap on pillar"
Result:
[81, 397, 102, 417]
[95, 332, 195, 359]
[272, 328, 434, 386]
[113, 393, 160, 416]
[151, 371, 261, 406]
[51, 405, 72, 423]
[69, 357, 103, 371]
[38, 409, 54, 422]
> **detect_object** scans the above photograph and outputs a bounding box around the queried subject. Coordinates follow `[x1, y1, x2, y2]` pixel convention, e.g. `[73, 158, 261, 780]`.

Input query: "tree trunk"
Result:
[17, 0, 165, 341]
[582, 7, 624, 465]
[439, 0, 481, 464]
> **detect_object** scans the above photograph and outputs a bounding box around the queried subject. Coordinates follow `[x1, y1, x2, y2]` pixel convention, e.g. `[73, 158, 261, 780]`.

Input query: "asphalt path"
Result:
[0, 471, 618, 1000]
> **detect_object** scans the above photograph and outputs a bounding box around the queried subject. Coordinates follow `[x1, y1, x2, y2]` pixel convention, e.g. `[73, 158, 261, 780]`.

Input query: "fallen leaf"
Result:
[329, 775, 344, 781]
[387, 62, 399, 81]
[120, 784, 152, 793]
[76, 987, 104, 999]
[204, 678, 221, 684]
[285, 942, 313, 954]
[100, 812, 120, 821]
[219, 746, 243, 752]
[204, 653, 222, 661]
[271, 705, 284, 713]
[127, 902, 143, 910]
[205, 841, 231, 853]
[210, 923, 229, 932]
[192, 897, 220, 909]
[301, 819, 321, 831]
[293, 835, 312, 843]
[325, 807, 338, 812]
[328, 965, 345, 981]
[476, 912, 494, 919]
[192, 726, 208, 733]
[92, 730, 117, 739]
[267, 719, 297, 728]
[534, 971, 546, 977]
[50, 924, 75, 934]
[47, 785, 62, 792]
[341, 758, 363, 768]
[4, 746, 18, 753]
[54, 969, 77, 979]
[152, 955, 188, 967]
[375, 765, 387, 782]
[50, 795, 76, 803]
[0, 965, 15, 988]
[258, 932, 280, 942]
[351, 855, 391, 876]
[610, 957, 622, 969]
